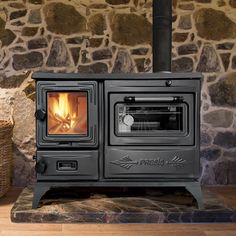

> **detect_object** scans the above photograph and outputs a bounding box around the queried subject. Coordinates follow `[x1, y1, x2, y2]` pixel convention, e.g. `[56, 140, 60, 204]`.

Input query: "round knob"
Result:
[35, 161, 47, 174]
[123, 115, 134, 127]
[166, 80, 172, 87]
[35, 109, 46, 121]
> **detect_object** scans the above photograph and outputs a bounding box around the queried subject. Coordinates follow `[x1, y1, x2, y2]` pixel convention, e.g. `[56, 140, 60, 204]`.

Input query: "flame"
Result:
[48, 92, 87, 135]
[49, 93, 75, 132]
[54, 93, 70, 119]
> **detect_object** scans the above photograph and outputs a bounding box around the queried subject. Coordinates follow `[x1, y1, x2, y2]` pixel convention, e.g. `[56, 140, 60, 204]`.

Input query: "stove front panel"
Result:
[36, 81, 98, 148]
[104, 79, 200, 180]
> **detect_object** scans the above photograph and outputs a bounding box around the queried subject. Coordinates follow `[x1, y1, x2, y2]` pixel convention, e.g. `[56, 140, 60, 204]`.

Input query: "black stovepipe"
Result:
[153, 0, 172, 73]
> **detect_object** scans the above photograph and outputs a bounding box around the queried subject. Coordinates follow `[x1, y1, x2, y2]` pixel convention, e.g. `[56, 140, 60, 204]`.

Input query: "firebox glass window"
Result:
[47, 92, 88, 135]
[116, 104, 184, 134]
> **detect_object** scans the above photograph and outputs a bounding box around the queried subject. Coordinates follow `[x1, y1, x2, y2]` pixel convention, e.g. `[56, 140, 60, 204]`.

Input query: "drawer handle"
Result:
[57, 161, 78, 171]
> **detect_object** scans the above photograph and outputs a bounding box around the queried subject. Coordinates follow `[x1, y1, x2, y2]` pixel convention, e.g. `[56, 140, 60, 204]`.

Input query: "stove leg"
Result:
[185, 182, 203, 209]
[32, 184, 50, 209]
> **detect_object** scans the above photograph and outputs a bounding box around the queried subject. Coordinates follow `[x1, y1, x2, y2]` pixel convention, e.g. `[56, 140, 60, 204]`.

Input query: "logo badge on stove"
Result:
[110, 155, 187, 170]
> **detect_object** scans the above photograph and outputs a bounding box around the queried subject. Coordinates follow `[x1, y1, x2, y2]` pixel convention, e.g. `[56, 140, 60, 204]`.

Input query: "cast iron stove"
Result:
[32, 0, 203, 209]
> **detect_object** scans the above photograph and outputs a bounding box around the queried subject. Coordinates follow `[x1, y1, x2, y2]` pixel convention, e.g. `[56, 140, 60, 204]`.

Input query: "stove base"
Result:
[32, 181, 203, 209]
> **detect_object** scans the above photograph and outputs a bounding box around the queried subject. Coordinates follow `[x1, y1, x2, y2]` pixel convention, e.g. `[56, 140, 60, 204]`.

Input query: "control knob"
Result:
[122, 114, 134, 127]
[35, 161, 47, 174]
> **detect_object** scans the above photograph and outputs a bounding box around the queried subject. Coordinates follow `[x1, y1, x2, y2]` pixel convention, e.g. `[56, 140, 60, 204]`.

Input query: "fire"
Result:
[54, 93, 70, 119]
[48, 92, 87, 135]
[52, 93, 73, 131]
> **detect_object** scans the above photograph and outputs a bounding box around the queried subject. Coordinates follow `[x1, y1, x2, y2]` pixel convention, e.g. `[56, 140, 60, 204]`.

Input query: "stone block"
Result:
[194, 8, 236, 40]
[110, 14, 151, 46]
[13, 52, 43, 70]
[214, 132, 236, 149]
[201, 147, 221, 161]
[203, 109, 234, 128]
[44, 3, 86, 35]
[0, 18, 16, 47]
[78, 62, 108, 73]
[172, 57, 193, 72]
[178, 15, 192, 30]
[28, 38, 48, 49]
[209, 72, 236, 107]
[28, 9, 41, 24]
[112, 49, 134, 73]
[92, 49, 112, 61]
[46, 39, 70, 67]
[177, 43, 198, 55]
[10, 10, 27, 20]
[196, 44, 221, 72]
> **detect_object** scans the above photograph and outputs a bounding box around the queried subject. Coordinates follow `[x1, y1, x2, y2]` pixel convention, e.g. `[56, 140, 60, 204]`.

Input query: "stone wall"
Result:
[172, 0, 236, 184]
[0, 0, 235, 186]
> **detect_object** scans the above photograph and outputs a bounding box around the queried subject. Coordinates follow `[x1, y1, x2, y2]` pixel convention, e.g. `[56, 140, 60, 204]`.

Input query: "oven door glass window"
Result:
[116, 103, 186, 136]
[47, 92, 87, 135]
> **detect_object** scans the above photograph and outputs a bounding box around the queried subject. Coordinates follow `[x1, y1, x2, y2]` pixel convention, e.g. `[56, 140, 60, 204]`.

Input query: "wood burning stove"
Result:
[32, 0, 203, 209]
[32, 73, 202, 209]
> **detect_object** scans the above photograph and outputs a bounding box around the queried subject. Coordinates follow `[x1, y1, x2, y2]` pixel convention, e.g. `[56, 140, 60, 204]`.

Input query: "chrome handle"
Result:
[124, 96, 184, 103]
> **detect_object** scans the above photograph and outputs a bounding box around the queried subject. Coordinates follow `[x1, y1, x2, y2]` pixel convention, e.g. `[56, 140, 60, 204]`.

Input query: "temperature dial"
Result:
[122, 115, 134, 127]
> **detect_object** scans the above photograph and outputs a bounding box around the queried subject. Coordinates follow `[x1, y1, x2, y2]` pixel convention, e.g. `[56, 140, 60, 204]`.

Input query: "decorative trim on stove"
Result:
[166, 156, 186, 169]
[110, 156, 138, 170]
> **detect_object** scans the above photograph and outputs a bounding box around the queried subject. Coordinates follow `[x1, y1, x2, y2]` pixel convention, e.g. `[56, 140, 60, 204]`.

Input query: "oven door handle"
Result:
[124, 96, 184, 103]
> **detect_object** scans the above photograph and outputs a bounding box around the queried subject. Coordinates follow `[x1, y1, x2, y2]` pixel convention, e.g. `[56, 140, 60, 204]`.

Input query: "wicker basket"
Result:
[0, 120, 14, 198]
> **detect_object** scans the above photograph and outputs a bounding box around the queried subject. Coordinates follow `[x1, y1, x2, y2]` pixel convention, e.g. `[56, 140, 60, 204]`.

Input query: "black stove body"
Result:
[32, 72, 202, 209]
[32, 0, 202, 209]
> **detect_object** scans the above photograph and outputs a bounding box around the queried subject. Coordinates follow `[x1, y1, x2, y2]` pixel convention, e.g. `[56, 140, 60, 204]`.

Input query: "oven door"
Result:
[109, 93, 194, 146]
[36, 81, 98, 148]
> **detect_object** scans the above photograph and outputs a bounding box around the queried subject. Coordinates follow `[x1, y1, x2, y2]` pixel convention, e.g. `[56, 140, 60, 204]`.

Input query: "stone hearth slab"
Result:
[11, 187, 236, 223]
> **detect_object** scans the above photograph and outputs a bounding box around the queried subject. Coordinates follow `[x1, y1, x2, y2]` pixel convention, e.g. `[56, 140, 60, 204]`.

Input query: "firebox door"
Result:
[36, 81, 98, 148]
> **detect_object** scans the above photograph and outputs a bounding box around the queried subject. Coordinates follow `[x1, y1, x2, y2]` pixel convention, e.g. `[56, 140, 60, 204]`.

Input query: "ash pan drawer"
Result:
[36, 150, 98, 180]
